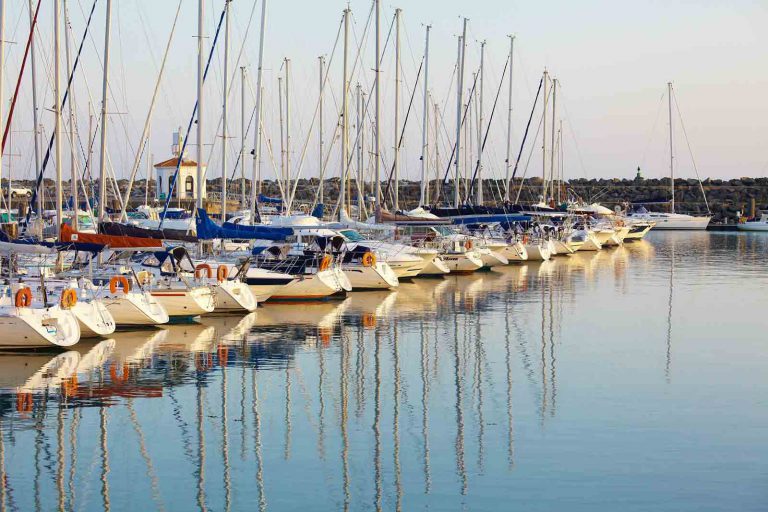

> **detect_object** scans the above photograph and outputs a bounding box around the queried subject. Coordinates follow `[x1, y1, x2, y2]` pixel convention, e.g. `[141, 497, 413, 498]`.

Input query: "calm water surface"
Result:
[0, 232, 765, 511]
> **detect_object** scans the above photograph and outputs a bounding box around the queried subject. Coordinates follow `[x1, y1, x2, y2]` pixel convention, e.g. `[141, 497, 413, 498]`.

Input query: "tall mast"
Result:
[318, 56, 325, 205]
[196, 0, 205, 210]
[278, 75, 285, 194]
[393, 8, 401, 211]
[431, 100, 439, 205]
[419, 25, 431, 207]
[557, 119, 564, 203]
[88, 102, 93, 198]
[340, 8, 350, 218]
[541, 69, 548, 202]
[240, 66, 246, 208]
[668, 82, 674, 214]
[145, 125, 151, 206]
[55, 0, 63, 232]
[476, 40, 485, 206]
[504, 35, 514, 203]
[356, 83, 365, 220]
[251, 0, 267, 218]
[221, 0, 230, 220]
[454, 18, 468, 208]
[284, 58, 291, 204]
[64, 0, 78, 229]
[28, 0, 42, 215]
[0, 0, 5, 217]
[549, 78, 557, 203]
[360, 89, 367, 219]
[374, 0, 381, 222]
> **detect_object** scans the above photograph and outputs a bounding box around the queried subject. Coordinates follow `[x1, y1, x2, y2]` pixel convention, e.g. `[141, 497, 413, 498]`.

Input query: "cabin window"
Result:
[160, 259, 174, 274]
[185, 176, 194, 195]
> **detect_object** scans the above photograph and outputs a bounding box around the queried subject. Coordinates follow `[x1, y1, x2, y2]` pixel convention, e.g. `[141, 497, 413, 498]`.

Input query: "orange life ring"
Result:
[464, 239, 473, 250]
[60, 288, 78, 309]
[522, 235, 530, 244]
[195, 263, 213, 279]
[110, 363, 130, 383]
[216, 265, 229, 282]
[109, 276, 131, 294]
[361, 251, 376, 267]
[318, 254, 333, 272]
[14, 287, 33, 308]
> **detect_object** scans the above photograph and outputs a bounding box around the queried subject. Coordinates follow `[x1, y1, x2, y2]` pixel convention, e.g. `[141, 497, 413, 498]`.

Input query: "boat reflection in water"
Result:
[0, 235, 760, 510]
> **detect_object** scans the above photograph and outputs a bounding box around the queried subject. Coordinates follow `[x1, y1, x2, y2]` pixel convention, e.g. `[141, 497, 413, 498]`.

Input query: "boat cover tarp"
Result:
[60, 223, 163, 250]
[0, 229, 104, 254]
[100, 221, 197, 243]
[258, 194, 283, 204]
[196, 208, 293, 241]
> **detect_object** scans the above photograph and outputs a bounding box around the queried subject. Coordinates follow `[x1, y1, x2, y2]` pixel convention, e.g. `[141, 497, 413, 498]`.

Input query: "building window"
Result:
[185, 176, 194, 196]
[168, 176, 174, 196]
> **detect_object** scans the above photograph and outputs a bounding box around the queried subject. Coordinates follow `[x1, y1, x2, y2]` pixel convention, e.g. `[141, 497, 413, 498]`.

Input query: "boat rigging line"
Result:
[160, 3, 228, 227]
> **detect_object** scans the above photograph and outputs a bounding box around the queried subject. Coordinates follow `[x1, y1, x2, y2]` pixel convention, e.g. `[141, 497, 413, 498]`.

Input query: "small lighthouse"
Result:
[153, 130, 207, 201]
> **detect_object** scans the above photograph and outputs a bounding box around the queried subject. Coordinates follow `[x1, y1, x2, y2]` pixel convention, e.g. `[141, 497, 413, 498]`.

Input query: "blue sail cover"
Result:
[258, 194, 283, 204]
[196, 209, 293, 241]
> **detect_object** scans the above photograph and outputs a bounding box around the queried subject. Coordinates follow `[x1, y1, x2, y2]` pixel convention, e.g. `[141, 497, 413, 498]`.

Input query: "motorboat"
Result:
[737, 212, 768, 232]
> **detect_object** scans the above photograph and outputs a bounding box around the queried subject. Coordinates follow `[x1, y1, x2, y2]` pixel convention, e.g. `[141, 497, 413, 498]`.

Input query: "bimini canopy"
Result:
[140, 246, 196, 274]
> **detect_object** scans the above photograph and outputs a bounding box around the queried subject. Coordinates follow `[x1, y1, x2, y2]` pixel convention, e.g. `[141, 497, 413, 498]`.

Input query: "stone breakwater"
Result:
[13, 176, 768, 223]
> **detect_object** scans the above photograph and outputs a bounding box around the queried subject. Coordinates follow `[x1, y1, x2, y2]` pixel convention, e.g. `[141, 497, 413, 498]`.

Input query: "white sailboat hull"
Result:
[343, 262, 399, 290]
[478, 248, 509, 267]
[551, 240, 575, 256]
[385, 258, 425, 279]
[737, 222, 768, 232]
[524, 243, 552, 261]
[499, 242, 528, 262]
[418, 256, 450, 276]
[103, 290, 170, 327]
[630, 213, 711, 230]
[578, 232, 603, 251]
[267, 269, 346, 301]
[0, 306, 81, 348]
[151, 286, 216, 318]
[441, 250, 484, 274]
[71, 300, 116, 338]
[213, 280, 258, 312]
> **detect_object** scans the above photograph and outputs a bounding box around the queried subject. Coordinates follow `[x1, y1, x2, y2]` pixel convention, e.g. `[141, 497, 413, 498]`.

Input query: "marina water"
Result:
[0, 232, 765, 511]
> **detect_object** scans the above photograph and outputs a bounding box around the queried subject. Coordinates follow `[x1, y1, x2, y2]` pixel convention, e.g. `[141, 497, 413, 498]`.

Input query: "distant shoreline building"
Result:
[154, 130, 207, 201]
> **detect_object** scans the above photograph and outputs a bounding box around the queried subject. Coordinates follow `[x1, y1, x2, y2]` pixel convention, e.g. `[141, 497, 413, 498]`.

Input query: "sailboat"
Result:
[0, 281, 81, 348]
[627, 83, 711, 230]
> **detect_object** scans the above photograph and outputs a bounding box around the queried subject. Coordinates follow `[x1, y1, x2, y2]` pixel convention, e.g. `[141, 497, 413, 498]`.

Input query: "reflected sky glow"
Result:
[0, 232, 765, 511]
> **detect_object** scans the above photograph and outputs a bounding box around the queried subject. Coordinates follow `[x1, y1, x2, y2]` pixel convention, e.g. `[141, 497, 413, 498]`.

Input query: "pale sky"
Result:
[2, 0, 767, 188]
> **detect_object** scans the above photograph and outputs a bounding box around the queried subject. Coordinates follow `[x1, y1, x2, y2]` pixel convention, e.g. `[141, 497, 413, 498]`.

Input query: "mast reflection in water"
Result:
[0, 234, 765, 511]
